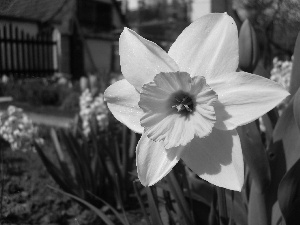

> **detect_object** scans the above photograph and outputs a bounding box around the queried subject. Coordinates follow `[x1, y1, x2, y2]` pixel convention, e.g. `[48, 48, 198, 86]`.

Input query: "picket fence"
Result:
[0, 23, 58, 78]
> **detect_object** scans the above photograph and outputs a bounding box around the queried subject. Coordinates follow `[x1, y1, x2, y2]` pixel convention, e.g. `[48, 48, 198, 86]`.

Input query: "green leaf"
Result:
[289, 31, 300, 97]
[273, 97, 294, 142]
[133, 181, 151, 225]
[248, 182, 269, 225]
[238, 19, 259, 73]
[48, 186, 116, 225]
[266, 140, 286, 209]
[273, 97, 300, 170]
[34, 142, 76, 194]
[278, 158, 300, 225]
[237, 122, 271, 193]
[293, 87, 300, 132]
[216, 187, 228, 225]
[166, 171, 194, 225]
[87, 190, 130, 225]
[146, 186, 164, 225]
[208, 188, 219, 225]
[271, 201, 284, 225]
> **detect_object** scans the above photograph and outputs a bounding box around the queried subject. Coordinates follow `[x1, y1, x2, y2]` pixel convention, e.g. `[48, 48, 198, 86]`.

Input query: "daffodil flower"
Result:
[104, 13, 289, 191]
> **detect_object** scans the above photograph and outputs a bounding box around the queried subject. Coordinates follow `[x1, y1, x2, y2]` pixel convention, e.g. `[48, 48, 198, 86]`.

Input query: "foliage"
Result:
[233, 0, 300, 67]
[34, 110, 137, 212]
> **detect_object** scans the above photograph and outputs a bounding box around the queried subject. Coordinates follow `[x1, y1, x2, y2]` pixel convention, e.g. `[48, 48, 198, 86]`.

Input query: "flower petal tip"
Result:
[137, 169, 163, 187]
[215, 175, 244, 192]
[202, 174, 244, 192]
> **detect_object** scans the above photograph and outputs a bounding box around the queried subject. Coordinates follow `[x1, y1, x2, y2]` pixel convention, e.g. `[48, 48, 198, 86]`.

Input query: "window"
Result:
[77, 0, 113, 32]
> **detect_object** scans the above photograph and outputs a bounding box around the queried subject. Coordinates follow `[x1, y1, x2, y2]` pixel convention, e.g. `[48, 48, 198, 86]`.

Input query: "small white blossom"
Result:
[79, 90, 109, 136]
[270, 57, 292, 91]
[0, 106, 43, 152]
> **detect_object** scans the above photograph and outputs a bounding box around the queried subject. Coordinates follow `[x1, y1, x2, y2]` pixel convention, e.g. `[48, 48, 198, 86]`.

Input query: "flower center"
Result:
[170, 91, 194, 115]
[138, 72, 218, 148]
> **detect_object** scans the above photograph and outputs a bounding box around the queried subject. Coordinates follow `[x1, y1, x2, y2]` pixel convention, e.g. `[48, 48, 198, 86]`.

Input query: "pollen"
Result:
[171, 93, 194, 115]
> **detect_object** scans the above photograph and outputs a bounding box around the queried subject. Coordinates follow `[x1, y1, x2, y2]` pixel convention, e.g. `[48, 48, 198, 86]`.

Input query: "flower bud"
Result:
[80, 76, 89, 93]
[89, 73, 99, 96]
[239, 19, 259, 73]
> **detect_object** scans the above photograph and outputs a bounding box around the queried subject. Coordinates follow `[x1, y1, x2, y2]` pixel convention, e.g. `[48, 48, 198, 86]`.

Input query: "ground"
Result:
[0, 141, 146, 225]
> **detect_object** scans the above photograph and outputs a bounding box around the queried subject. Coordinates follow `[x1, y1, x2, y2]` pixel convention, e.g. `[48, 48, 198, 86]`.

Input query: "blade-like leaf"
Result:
[248, 182, 269, 225]
[88, 190, 129, 225]
[266, 140, 286, 210]
[273, 97, 294, 142]
[50, 128, 65, 161]
[238, 19, 259, 73]
[133, 181, 151, 225]
[146, 186, 164, 225]
[48, 186, 115, 225]
[293, 87, 300, 131]
[272, 201, 284, 225]
[273, 96, 300, 170]
[237, 122, 271, 193]
[208, 187, 219, 225]
[217, 187, 228, 225]
[289, 31, 300, 97]
[166, 170, 194, 225]
[34, 143, 76, 194]
[278, 158, 300, 225]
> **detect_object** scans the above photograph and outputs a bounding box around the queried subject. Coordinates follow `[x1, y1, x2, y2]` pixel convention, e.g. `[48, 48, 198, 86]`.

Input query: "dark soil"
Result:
[0, 141, 146, 225]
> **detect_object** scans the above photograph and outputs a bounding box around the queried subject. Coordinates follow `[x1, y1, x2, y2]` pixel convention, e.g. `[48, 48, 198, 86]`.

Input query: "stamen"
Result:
[171, 93, 194, 114]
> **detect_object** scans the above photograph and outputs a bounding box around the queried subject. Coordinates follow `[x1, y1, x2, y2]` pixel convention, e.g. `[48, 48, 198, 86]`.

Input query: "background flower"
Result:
[0, 106, 43, 152]
[79, 89, 109, 136]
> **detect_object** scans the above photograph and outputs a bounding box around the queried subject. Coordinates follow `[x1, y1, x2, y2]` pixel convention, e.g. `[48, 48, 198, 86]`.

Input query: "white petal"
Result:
[145, 114, 196, 149]
[104, 79, 144, 133]
[120, 28, 179, 90]
[137, 134, 183, 186]
[168, 13, 238, 81]
[181, 129, 244, 191]
[210, 72, 290, 130]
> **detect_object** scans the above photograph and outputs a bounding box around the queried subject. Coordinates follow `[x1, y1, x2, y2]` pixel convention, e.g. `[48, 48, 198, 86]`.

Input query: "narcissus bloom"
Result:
[104, 13, 289, 191]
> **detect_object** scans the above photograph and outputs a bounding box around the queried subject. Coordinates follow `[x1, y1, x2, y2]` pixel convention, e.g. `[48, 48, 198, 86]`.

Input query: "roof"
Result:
[0, 0, 75, 23]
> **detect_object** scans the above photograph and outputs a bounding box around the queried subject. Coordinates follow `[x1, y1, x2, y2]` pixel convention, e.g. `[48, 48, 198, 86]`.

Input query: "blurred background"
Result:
[1, 1, 300, 225]
[0, 0, 298, 83]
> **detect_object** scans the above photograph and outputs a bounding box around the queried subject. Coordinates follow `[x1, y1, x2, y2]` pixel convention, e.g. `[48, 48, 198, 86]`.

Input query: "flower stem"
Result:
[217, 187, 228, 225]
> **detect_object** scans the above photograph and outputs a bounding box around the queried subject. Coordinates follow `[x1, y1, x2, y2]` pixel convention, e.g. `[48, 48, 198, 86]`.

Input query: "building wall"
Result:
[60, 34, 71, 74]
[84, 38, 113, 74]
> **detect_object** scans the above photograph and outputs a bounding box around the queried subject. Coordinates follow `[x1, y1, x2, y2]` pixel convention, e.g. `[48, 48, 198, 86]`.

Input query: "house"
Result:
[126, 0, 191, 51]
[0, 0, 125, 80]
[125, 0, 212, 51]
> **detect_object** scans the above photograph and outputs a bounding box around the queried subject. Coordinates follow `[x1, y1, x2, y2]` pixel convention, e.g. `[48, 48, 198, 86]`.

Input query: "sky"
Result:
[126, 0, 211, 21]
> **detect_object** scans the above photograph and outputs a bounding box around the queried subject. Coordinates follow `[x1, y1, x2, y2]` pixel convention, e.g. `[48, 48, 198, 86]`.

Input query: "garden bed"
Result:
[0, 139, 146, 225]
